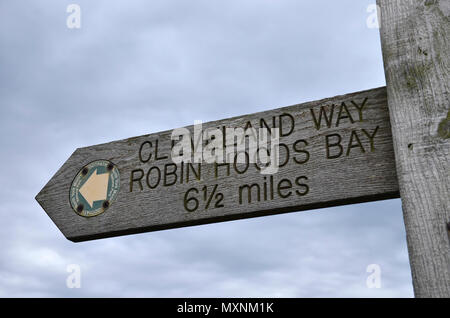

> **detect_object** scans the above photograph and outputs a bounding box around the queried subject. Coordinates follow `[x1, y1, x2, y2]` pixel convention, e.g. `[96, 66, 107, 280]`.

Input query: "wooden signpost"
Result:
[378, 0, 450, 297]
[36, 0, 449, 297]
[36, 87, 398, 242]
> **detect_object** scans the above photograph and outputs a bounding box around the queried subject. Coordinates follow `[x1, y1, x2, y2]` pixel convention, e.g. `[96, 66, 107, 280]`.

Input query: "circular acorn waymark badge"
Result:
[69, 160, 120, 217]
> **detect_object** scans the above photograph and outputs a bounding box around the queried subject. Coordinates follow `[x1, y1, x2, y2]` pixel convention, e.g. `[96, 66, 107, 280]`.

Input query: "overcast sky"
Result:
[0, 0, 413, 297]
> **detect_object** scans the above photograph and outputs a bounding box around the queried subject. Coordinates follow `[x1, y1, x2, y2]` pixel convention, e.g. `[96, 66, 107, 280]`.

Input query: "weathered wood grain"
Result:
[378, 0, 450, 297]
[36, 87, 399, 242]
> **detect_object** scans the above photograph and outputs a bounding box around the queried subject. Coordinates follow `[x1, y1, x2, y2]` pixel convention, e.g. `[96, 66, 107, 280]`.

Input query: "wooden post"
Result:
[377, 0, 450, 297]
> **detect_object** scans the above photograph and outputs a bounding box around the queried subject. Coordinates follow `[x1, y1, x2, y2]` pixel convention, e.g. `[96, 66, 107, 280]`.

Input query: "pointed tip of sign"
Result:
[35, 190, 44, 207]
[35, 188, 76, 243]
